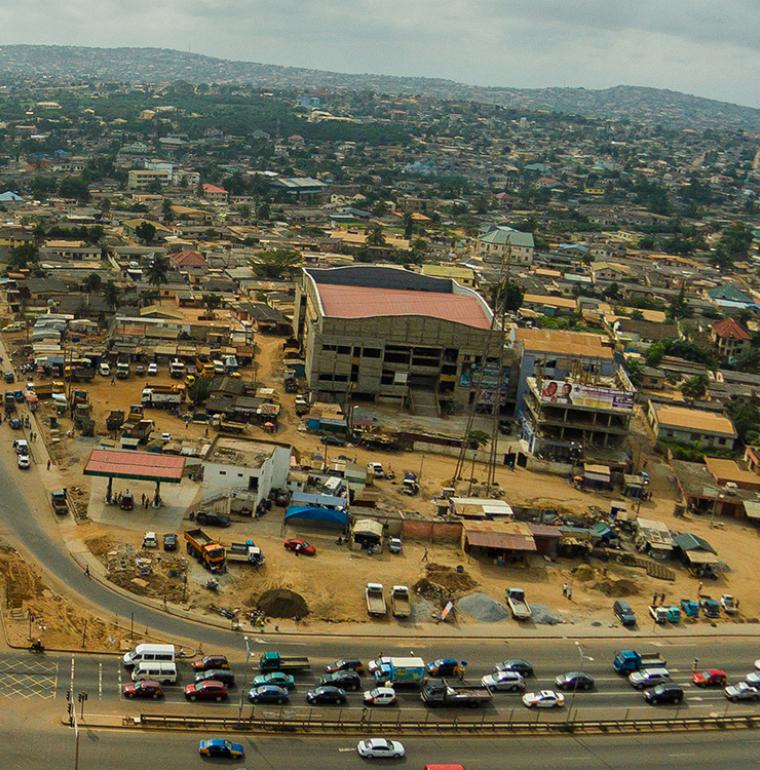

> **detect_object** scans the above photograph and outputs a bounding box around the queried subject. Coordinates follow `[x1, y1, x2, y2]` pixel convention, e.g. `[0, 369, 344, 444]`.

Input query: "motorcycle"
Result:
[29, 640, 45, 654]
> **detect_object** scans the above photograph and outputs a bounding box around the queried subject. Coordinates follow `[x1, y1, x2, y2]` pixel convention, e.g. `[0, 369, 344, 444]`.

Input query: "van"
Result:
[99, 362, 110, 377]
[613, 599, 637, 627]
[629, 667, 671, 690]
[212, 360, 225, 375]
[122, 643, 176, 668]
[131, 661, 178, 685]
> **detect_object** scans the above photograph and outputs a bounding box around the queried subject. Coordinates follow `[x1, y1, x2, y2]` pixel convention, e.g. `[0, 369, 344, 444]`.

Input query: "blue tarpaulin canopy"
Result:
[290, 492, 346, 508]
[285, 505, 348, 527]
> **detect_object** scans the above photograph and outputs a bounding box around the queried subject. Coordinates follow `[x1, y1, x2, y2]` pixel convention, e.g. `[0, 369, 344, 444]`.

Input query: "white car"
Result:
[363, 687, 397, 706]
[142, 532, 158, 548]
[482, 671, 525, 692]
[746, 672, 760, 686]
[367, 462, 385, 479]
[17, 454, 30, 470]
[13, 439, 29, 455]
[522, 690, 565, 709]
[148, 363, 158, 376]
[99, 362, 110, 376]
[356, 738, 405, 759]
[161, 432, 172, 442]
[368, 657, 389, 675]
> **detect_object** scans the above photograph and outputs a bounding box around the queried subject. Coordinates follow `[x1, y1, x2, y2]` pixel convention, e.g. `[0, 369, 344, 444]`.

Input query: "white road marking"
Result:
[98, 662, 103, 700]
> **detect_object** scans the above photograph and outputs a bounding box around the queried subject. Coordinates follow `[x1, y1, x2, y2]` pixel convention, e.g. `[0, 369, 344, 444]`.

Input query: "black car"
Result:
[320, 433, 347, 447]
[163, 533, 178, 551]
[195, 669, 236, 687]
[320, 671, 361, 691]
[613, 599, 637, 627]
[3, 372, 14, 383]
[248, 685, 289, 704]
[644, 683, 684, 705]
[306, 686, 347, 705]
[325, 658, 365, 675]
[555, 672, 595, 691]
[495, 659, 534, 677]
[195, 511, 231, 527]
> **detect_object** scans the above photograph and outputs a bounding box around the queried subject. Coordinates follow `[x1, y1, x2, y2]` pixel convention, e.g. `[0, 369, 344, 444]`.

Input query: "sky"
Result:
[0, 0, 758, 108]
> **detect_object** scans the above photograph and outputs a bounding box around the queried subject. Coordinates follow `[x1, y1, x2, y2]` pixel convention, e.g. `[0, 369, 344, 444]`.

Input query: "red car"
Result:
[283, 538, 316, 556]
[191, 655, 230, 672]
[121, 680, 163, 699]
[184, 681, 229, 702]
[693, 669, 728, 687]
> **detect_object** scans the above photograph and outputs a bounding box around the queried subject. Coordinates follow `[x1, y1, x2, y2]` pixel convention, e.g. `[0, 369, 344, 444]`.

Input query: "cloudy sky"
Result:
[1, 0, 758, 107]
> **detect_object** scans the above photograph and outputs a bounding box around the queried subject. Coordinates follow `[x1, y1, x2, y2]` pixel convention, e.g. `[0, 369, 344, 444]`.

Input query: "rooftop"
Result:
[712, 317, 751, 341]
[516, 327, 613, 359]
[205, 436, 284, 467]
[653, 404, 737, 437]
[84, 449, 185, 483]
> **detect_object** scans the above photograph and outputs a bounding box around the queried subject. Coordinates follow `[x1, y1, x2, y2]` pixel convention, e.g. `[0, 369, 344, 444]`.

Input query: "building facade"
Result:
[647, 403, 737, 450]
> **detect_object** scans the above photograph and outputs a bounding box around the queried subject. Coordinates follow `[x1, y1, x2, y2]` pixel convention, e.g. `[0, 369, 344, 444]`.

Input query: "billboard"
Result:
[538, 380, 634, 411]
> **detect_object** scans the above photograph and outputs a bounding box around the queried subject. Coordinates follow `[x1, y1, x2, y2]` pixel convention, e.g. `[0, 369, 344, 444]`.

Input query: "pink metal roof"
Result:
[84, 449, 185, 482]
[316, 284, 491, 329]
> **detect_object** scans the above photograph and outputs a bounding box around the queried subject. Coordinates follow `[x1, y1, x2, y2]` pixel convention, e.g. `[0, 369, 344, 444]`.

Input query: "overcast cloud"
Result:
[0, 0, 758, 107]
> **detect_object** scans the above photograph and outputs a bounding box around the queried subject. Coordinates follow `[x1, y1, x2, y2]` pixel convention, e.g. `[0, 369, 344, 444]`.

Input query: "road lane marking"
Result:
[98, 662, 103, 700]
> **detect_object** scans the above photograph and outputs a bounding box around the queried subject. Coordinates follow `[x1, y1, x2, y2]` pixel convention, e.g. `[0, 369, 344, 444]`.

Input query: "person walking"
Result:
[422, 547, 429, 563]
[563, 582, 569, 598]
[84, 564, 90, 578]
[46, 459, 51, 471]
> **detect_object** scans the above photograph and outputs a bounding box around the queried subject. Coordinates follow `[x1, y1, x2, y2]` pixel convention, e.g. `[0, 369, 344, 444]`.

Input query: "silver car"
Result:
[481, 671, 525, 692]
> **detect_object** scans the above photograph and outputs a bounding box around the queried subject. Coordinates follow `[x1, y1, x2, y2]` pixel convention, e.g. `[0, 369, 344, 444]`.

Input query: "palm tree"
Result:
[145, 255, 169, 303]
[367, 224, 386, 247]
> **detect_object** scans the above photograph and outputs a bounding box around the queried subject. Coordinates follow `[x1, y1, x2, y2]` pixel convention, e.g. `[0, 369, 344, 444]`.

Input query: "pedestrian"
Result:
[46, 459, 51, 471]
[422, 547, 429, 563]
[111, 375, 115, 385]
[692, 657, 699, 673]
[697, 581, 703, 595]
[567, 585, 573, 601]
[652, 592, 657, 605]
[141, 493, 145, 507]
[144, 497, 148, 510]
[84, 564, 90, 578]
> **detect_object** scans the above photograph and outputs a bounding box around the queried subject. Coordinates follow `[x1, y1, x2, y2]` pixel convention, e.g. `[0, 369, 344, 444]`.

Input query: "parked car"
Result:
[481, 671, 525, 693]
[191, 655, 229, 672]
[252, 672, 296, 690]
[135, 364, 145, 376]
[98, 362, 110, 377]
[693, 669, 728, 687]
[495, 659, 533, 677]
[163, 533, 177, 552]
[554, 672, 595, 691]
[9, 418, 22, 430]
[13, 438, 28, 455]
[522, 690, 565, 709]
[147, 363, 158, 376]
[357, 739, 405, 759]
[3, 371, 14, 383]
[17, 454, 30, 470]
[426, 658, 462, 678]
[320, 671, 361, 691]
[121, 680, 163, 699]
[198, 739, 244, 759]
[613, 599, 637, 627]
[184, 681, 229, 702]
[320, 433, 347, 446]
[195, 669, 235, 687]
[306, 686, 347, 705]
[725, 683, 760, 702]
[644, 683, 684, 705]
[363, 687, 397, 706]
[325, 658, 364, 675]
[388, 538, 403, 554]
[284, 538, 316, 556]
[247, 685, 289, 704]
[194, 511, 231, 528]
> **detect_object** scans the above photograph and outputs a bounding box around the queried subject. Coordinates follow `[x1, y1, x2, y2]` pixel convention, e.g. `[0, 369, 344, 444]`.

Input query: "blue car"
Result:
[252, 672, 296, 690]
[425, 658, 462, 677]
[247, 685, 289, 704]
[198, 739, 245, 759]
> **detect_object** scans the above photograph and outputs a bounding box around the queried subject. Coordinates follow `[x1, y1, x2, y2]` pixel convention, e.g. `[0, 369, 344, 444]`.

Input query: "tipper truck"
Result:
[370, 656, 426, 686]
[141, 385, 185, 409]
[390, 586, 412, 618]
[613, 649, 667, 674]
[365, 582, 387, 617]
[184, 529, 226, 573]
[257, 651, 310, 673]
[421, 681, 493, 708]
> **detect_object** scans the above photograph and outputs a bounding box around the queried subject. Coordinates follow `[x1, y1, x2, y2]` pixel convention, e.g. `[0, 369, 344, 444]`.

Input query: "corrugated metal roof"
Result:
[84, 449, 185, 482]
[465, 530, 537, 551]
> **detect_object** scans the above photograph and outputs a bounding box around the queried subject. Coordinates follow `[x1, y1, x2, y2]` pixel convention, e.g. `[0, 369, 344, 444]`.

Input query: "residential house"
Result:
[647, 403, 737, 450]
[475, 226, 535, 267]
[711, 318, 750, 363]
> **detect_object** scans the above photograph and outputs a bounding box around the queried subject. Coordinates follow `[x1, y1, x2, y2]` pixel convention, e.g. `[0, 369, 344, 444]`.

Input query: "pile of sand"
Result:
[592, 577, 640, 597]
[424, 563, 477, 593]
[572, 564, 598, 583]
[257, 588, 309, 620]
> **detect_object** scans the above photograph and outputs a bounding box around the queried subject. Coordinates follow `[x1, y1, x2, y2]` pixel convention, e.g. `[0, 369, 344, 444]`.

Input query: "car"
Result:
[252, 672, 296, 690]
[3, 371, 14, 383]
[356, 738, 405, 759]
[98, 362, 110, 377]
[325, 658, 365, 675]
[554, 672, 595, 692]
[195, 511, 231, 528]
[148, 363, 158, 376]
[247, 685, 289, 704]
[367, 462, 385, 479]
[191, 655, 229, 672]
[17, 454, 30, 470]
[613, 599, 637, 627]
[163, 533, 177, 551]
[184, 681, 229, 702]
[320, 433, 346, 446]
[746, 672, 760, 687]
[142, 532, 158, 549]
[160, 432, 172, 442]
[13, 438, 29, 455]
[198, 739, 245, 759]
[195, 669, 235, 687]
[426, 658, 462, 678]
[629, 668, 671, 690]
[121, 680, 163, 699]
[693, 669, 728, 687]
[644, 683, 684, 705]
[9, 418, 22, 429]
[495, 659, 533, 677]
[306, 685, 347, 705]
[135, 365, 146, 376]
[363, 687, 397, 706]
[284, 538, 317, 556]
[725, 683, 760, 702]
[481, 671, 525, 693]
[388, 537, 403, 553]
[320, 671, 361, 691]
[522, 690, 565, 709]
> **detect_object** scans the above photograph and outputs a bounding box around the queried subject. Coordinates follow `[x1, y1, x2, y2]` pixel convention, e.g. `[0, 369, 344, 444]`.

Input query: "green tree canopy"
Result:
[135, 222, 156, 244]
[252, 249, 300, 280]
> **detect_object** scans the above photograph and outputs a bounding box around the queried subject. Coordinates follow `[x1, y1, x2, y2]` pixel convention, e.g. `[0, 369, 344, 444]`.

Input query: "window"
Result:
[337, 345, 350, 355]
[718, 438, 726, 445]
[322, 344, 337, 352]
[362, 348, 381, 358]
[219, 470, 226, 476]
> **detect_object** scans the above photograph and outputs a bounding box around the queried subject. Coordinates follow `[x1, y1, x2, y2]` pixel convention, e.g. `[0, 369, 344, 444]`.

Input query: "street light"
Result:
[574, 641, 594, 663]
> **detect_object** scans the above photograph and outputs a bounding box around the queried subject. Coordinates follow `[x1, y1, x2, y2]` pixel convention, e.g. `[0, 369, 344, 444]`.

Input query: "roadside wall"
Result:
[402, 519, 462, 543]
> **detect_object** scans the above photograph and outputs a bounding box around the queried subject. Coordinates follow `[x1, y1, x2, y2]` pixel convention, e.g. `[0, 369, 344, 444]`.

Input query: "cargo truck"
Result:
[390, 586, 412, 618]
[184, 529, 226, 573]
[421, 681, 493, 708]
[613, 649, 667, 674]
[225, 541, 264, 567]
[116, 361, 130, 379]
[366, 583, 387, 617]
[371, 656, 426, 686]
[141, 385, 184, 408]
[169, 359, 186, 379]
[257, 651, 310, 673]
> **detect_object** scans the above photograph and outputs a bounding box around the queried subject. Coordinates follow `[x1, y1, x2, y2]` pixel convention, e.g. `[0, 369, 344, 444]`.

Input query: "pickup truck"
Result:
[721, 594, 738, 615]
[613, 649, 667, 674]
[420, 680, 493, 708]
[390, 586, 411, 618]
[366, 583, 387, 617]
[226, 541, 264, 567]
[50, 489, 68, 515]
[649, 605, 680, 624]
[506, 587, 532, 621]
[184, 529, 226, 573]
[700, 596, 721, 618]
[116, 362, 130, 379]
[257, 651, 310, 673]
[680, 599, 700, 618]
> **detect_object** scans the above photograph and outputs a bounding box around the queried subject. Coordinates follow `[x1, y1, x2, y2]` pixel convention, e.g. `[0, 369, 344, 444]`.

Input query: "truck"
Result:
[680, 599, 699, 618]
[371, 656, 426, 686]
[121, 419, 154, 444]
[169, 359, 186, 379]
[4, 392, 15, 413]
[226, 541, 264, 567]
[294, 395, 310, 415]
[50, 489, 68, 515]
[390, 585, 412, 619]
[365, 583, 387, 617]
[184, 529, 226, 573]
[141, 385, 184, 408]
[721, 594, 738, 615]
[106, 410, 125, 432]
[700, 596, 721, 618]
[257, 651, 310, 673]
[420, 680, 493, 708]
[649, 605, 680, 624]
[613, 649, 667, 674]
[506, 587, 532, 621]
[116, 361, 130, 379]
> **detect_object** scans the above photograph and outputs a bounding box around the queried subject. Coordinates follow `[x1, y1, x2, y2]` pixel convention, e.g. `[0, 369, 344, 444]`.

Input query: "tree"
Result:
[725, 398, 760, 447]
[403, 212, 414, 240]
[202, 293, 222, 317]
[83, 272, 102, 293]
[681, 373, 708, 400]
[58, 176, 91, 203]
[712, 222, 753, 270]
[8, 243, 38, 269]
[256, 199, 271, 221]
[625, 358, 645, 387]
[135, 222, 156, 245]
[491, 280, 524, 313]
[409, 237, 427, 263]
[162, 198, 174, 222]
[366, 224, 386, 247]
[144, 255, 169, 300]
[252, 249, 299, 280]
[237, 204, 252, 221]
[668, 282, 689, 320]
[103, 280, 120, 310]
[602, 282, 621, 300]
[188, 377, 211, 407]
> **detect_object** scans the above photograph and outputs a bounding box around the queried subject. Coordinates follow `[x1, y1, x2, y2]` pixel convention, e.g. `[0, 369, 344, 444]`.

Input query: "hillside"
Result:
[1, 44, 758, 131]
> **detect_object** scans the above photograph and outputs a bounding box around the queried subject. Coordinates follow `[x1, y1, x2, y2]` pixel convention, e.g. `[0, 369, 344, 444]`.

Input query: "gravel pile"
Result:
[458, 592, 509, 623]
[531, 604, 562, 625]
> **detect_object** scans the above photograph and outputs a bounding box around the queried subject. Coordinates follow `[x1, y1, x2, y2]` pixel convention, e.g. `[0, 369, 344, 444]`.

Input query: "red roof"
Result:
[712, 318, 750, 341]
[84, 449, 185, 483]
[202, 183, 227, 194]
[316, 284, 491, 329]
[170, 250, 206, 267]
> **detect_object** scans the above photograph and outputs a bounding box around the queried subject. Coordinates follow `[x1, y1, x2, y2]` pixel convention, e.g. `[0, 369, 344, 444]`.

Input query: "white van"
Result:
[131, 660, 177, 684]
[99, 362, 110, 377]
[122, 643, 176, 668]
